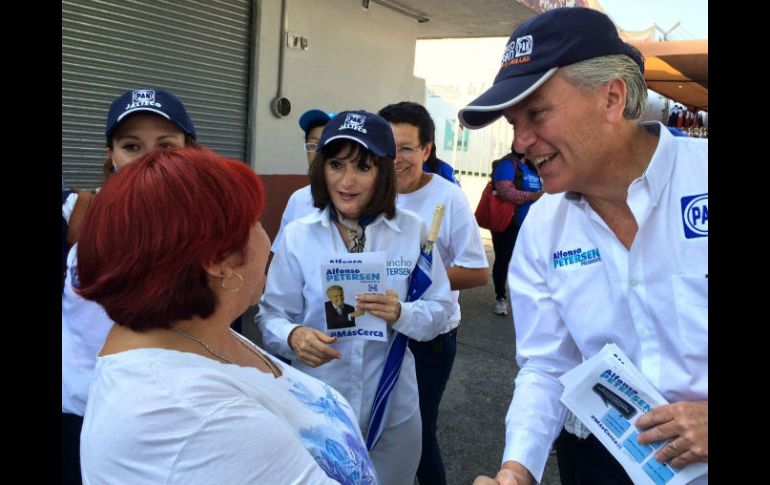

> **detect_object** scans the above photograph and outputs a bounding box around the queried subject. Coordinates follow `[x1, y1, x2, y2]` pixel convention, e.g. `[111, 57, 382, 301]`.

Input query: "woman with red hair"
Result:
[76, 148, 376, 485]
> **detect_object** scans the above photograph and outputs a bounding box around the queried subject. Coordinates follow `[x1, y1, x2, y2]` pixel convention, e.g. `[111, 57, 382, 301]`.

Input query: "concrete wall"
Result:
[250, 0, 426, 239]
[250, 0, 425, 176]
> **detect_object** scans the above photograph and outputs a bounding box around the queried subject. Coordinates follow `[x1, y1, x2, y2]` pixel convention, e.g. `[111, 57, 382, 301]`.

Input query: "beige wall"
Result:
[250, 0, 426, 240]
[250, 0, 425, 177]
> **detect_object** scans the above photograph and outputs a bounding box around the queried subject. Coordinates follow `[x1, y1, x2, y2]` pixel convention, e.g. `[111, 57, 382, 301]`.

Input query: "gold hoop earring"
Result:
[221, 272, 244, 293]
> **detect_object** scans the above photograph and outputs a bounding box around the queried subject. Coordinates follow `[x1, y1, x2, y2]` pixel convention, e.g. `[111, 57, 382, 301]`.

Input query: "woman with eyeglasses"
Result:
[378, 101, 489, 485]
[273, 108, 335, 251]
[257, 110, 453, 485]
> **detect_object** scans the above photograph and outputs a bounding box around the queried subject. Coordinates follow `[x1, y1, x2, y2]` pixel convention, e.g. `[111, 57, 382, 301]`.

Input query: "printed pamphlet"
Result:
[560, 343, 707, 485]
[320, 251, 387, 342]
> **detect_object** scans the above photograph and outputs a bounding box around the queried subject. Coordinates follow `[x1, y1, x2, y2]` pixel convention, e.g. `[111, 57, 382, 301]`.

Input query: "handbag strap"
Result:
[66, 189, 96, 247]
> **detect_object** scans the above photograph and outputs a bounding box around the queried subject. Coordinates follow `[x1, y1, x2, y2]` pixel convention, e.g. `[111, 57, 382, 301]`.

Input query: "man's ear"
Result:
[604, 78, 627, 122]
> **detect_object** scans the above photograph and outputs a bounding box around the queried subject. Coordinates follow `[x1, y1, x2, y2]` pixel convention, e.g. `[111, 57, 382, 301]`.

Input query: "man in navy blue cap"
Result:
[465, 8, 708, 485]
[273, 108, 336, 251]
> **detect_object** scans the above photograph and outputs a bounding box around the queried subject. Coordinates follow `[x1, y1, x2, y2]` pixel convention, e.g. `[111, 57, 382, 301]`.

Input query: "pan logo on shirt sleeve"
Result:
[681, 193, 708, 239]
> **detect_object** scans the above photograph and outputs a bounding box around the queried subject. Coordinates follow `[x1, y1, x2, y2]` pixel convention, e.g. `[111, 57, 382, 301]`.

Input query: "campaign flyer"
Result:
[320, 251, 387, 342]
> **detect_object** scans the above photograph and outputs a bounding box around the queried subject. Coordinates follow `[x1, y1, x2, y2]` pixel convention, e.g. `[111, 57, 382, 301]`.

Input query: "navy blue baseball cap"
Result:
[458, 7, 645, 129]
[105, 88, 196, 139]
[299, 109, 335, 134]
[318, 110, 396, 158]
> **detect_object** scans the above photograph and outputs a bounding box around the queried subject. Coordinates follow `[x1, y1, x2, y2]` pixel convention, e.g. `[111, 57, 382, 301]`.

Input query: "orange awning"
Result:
[629, 39, 708, 112]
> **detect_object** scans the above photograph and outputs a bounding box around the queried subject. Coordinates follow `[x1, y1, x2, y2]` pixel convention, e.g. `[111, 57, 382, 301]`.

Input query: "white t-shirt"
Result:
[62, 244, 114, 416]
[81, 344, 378, 485]
[257, 207, 453, 434]
[395, 174, 489, 331]
[502, 122, 708, 483]
[272, 185, 317, 251]
[62, 191, 78, 222]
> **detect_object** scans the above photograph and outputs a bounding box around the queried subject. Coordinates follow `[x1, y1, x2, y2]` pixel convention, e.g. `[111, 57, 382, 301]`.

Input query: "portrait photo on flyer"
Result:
[320, 251, 387, 341]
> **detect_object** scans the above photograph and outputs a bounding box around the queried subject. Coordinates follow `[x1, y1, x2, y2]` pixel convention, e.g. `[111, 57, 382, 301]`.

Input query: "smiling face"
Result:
[323, 142, 379, 221]
[108, 113, 187, 170]
[391, 123, 431, 194]
[503, 70, 608, 194]
[327, 287, 344, 306]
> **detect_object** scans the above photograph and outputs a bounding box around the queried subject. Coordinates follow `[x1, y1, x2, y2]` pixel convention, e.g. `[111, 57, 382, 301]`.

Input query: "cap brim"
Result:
[117, 107, 171, 123]
[458, 67, 558, 129]
[321, 135, 392, 158]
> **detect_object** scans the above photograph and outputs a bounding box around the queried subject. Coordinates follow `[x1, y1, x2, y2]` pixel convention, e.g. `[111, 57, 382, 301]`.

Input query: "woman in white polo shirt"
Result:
[62, 88, 199, 485]
[257, 110, 453, 485]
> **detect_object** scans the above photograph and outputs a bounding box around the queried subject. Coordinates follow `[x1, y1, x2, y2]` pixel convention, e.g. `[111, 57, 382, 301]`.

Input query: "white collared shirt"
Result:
[257, 206, 453, 434]
[395, 174, 489, 332]
[272, 185, 317, 252]
[503, 122, 708, 482]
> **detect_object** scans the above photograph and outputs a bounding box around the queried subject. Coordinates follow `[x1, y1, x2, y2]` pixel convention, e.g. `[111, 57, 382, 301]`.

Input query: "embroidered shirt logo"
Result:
[386, 256, 413, 276]
[553, 247, 601, 268]
[339, 113, 368, 134]
[124, 89, 162, 111]
[681, 193, 707, 238]
[501, 35, 533, 68]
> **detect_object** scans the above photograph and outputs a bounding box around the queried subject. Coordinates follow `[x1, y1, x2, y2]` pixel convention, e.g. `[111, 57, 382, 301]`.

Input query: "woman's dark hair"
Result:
[378, 101, 439, 172]
[308, 139, 396, 219]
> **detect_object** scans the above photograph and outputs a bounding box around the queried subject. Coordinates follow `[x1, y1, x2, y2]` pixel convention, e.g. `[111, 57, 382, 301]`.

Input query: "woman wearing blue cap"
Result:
[257, 110, 453, 485]
[62, 88, 199, 485]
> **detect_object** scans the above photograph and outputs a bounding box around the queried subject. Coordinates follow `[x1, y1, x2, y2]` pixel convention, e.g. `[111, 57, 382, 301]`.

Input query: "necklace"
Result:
[172, 326, 280, 378]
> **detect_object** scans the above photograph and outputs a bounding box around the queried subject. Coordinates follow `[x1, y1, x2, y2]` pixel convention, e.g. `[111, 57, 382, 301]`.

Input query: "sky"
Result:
[598, 0, 708, 40]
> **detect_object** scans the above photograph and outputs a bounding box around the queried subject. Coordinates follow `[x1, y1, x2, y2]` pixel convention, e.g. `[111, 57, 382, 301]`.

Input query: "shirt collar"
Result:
[639, 121, 676, 207]
[564, 121, 675, 207]
[308, 205, 402, 234]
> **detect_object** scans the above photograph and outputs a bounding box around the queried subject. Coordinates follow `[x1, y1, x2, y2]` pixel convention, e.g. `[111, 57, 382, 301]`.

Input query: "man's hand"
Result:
[288, 326, 341, 367]
[473, 461, 534, 485]
[636, 400, 708, 468]
[355, 290, 401, 324]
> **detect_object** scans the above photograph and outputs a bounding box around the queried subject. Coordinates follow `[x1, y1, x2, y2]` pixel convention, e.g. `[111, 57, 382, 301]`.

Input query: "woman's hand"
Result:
[288, 326, 341, 367]
[355, 290, 401, 324]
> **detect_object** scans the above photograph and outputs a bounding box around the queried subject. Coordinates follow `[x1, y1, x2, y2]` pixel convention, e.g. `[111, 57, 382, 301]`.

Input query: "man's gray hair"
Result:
[560, 54, 647, 120]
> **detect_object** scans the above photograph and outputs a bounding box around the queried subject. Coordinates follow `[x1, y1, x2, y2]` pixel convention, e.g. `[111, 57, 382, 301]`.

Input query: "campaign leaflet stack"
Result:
[320, 252, 387, 342]
[560, 343, 707, 485]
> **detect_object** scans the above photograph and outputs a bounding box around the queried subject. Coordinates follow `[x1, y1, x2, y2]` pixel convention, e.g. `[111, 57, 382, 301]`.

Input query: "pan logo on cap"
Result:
[340, 113, 368, 134]
[125, 89, 162, 111]
[516, 35, 533, 57]
[501, 35, 533, 68]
